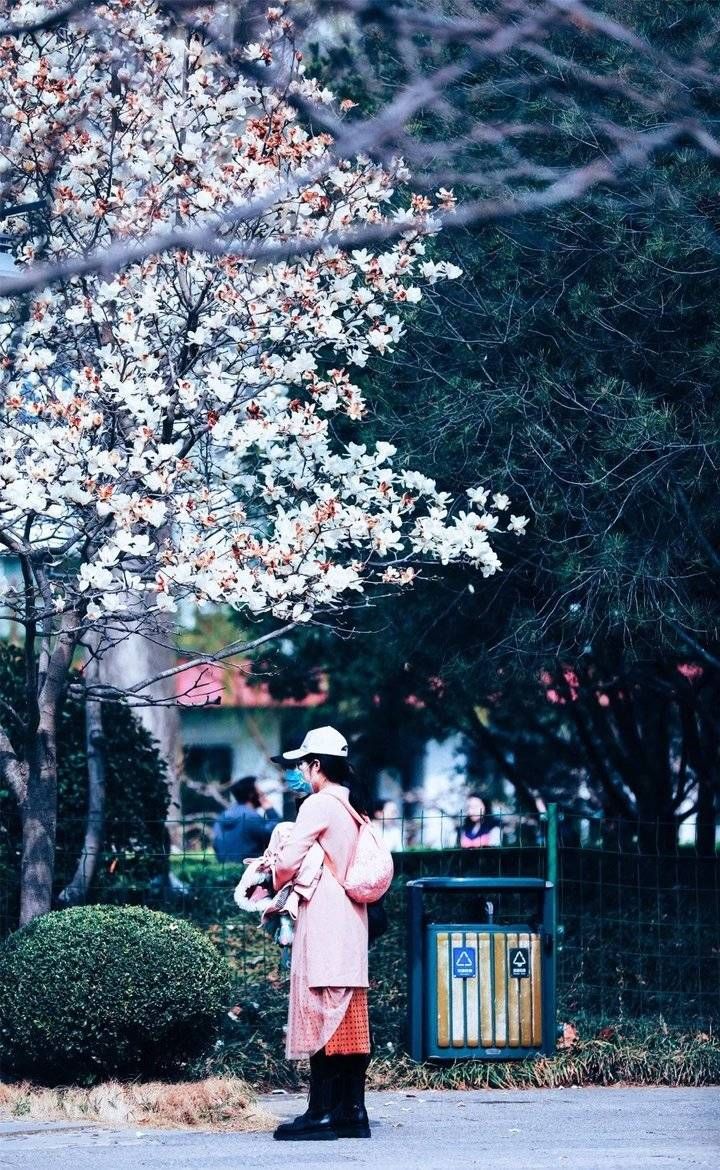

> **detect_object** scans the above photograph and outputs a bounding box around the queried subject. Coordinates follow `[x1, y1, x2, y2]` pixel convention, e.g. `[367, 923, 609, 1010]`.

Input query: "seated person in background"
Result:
[212, 775, 281, 863]
[459, 794, 502, 848]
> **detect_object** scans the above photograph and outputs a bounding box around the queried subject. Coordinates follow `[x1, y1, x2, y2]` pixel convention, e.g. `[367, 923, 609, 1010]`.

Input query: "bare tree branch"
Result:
[78, 621, 297, 701]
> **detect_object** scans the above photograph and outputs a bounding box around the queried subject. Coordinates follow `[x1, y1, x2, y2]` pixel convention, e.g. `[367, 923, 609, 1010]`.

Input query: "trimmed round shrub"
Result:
[0, 906, 233, 1084]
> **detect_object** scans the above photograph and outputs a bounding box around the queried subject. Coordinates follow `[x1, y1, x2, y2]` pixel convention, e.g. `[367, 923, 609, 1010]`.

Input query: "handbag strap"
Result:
[322, 788, 369, 827]
[318, 789, 367, 886]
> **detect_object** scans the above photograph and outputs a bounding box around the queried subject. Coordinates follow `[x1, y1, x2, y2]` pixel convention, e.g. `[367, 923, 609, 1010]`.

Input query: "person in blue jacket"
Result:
[212, 775, 281, 863]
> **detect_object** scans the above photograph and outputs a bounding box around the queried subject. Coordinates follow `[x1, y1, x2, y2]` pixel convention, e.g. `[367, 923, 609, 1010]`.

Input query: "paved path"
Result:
[1, 1087, 718, 1169]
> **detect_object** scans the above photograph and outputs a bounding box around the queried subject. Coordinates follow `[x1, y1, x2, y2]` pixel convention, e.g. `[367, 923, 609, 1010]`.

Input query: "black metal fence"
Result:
[1, 809, 718, 1027]
[557, 826, 719, 1024]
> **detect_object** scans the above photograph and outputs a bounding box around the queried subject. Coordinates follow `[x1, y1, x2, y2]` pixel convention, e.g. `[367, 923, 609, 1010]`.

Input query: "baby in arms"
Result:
[233, 821, 325, 958]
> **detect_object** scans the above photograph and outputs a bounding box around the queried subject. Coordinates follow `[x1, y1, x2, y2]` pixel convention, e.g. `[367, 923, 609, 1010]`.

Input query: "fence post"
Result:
[546, 802, 559, 953]
[545, 803, 559, 1050]
[406, 881, 424, 1062]
[546, 802, 558, 890]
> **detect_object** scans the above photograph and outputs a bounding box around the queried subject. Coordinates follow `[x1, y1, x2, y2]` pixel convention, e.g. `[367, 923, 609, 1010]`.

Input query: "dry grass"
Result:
[0, 1076, 275, 1131]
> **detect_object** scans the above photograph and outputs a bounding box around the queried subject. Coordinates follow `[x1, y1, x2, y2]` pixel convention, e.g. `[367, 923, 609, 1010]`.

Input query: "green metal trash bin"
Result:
[407, 877, 557, 1061]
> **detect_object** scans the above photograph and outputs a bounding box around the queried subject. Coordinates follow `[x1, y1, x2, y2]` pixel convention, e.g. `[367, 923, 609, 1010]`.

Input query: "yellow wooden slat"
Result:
[506, 933, 520, 1046]
[478, 933, 493, 1046]
[450, 931, 466, 1047]
[464, 933, 480, 1047]
[531, 933, 543, 1045]
[518, 932, 533, 1045]
[436, 932, 450, 1048]
[493, 932, 507, 1045]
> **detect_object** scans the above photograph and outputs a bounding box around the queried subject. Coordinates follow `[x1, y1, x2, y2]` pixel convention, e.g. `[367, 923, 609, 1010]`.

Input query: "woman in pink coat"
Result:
[271, 726, 372, 1142]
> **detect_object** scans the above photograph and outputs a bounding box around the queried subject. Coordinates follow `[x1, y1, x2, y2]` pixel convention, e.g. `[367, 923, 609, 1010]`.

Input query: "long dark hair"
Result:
[307, 753, 372, 817]
[462, 793, 489, 835]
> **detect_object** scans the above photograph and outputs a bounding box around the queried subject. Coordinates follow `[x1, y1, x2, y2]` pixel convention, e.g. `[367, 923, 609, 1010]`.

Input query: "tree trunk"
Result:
[98, 616, 182, 847]
[11, 610, 78, 926]
[468, 712, 546, 815]
[635, 777, 677, 855]
[19, 731, 58, 925]
[696, 770, 716, 856]
[563, 701, 635, 820]
[694, 707, 718, 857]
[58, 693, 107, 906]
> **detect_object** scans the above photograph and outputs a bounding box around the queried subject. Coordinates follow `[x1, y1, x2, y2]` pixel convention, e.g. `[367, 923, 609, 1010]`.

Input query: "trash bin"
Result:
[407, 877, 556, 1060]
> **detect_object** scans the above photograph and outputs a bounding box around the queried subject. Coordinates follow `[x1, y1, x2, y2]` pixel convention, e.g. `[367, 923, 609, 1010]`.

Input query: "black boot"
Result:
[273, 1051, 338, 1141]
[330, 1054, 371, 1139]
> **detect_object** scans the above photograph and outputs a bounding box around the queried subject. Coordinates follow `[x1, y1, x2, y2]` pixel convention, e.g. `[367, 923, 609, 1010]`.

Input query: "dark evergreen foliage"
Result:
[251, 1, 720, 839]
[0, 643, 169, 910]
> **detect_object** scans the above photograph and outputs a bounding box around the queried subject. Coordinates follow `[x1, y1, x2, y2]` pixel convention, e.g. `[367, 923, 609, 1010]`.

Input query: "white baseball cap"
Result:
[272, 725, 348, 764]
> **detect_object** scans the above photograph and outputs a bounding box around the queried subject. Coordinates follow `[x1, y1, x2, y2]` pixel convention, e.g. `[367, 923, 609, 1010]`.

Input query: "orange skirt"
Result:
[324, 989, 371, 1055]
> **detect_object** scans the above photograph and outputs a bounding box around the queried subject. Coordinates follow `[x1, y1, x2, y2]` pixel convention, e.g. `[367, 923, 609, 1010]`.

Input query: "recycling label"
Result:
[509, 946, 530, 978]
[452, 946, 477, 979]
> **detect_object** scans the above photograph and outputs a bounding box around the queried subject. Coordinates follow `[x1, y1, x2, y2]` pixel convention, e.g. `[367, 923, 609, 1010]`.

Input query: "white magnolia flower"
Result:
[78, 564, 115, 593]
[508, 514, 529, 535]
[468, 486, 490, 507]
[113, 531, 154, 557]
[100, 592, 127, 613]
[0, 4, 512, 642]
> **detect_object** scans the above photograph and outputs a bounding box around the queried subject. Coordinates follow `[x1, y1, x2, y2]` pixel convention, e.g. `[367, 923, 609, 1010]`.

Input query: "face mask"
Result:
[285, 767, 313, 797]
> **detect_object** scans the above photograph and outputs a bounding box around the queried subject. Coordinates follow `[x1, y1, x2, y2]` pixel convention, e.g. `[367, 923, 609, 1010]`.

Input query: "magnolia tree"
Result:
[0, 2, 526, 923]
